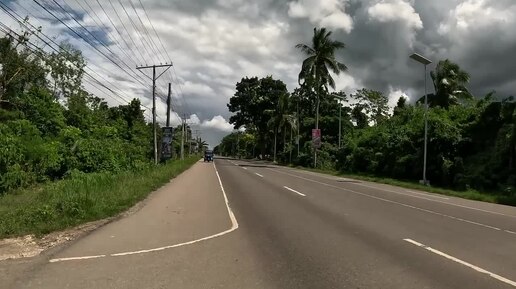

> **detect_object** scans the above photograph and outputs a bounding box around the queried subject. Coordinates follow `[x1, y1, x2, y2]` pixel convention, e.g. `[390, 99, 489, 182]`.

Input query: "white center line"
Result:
[255, 173, 264, 178]
[284, 186, 306, 197]
[242, 167, 248, 170]
[404, 238, 516, 287]
[506, 230, 516, 235]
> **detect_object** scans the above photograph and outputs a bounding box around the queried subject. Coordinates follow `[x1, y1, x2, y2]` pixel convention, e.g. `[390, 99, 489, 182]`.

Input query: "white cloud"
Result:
[188, 114, 201, 125]
[288, 0, 353, 33]
[334, 73, 362, 94]
[387, 86, 410, 109]
[438, 0, 516, 35]
[367, 0, 423, 30]
[200, 115, 234, 132]
[181, 81, 215, 96]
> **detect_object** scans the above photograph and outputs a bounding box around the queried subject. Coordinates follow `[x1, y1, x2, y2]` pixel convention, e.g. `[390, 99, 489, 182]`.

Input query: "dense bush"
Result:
[0, 35, 156, 194]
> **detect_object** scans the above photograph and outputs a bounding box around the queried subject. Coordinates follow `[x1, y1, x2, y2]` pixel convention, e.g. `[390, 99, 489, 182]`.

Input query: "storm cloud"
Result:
[2, 0, 515, 146]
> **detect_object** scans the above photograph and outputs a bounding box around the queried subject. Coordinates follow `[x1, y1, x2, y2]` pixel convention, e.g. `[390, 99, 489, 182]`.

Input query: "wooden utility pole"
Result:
[136, 63, 173, 165]
[181, 114, 185, 160]
[166, 83, 171, 127]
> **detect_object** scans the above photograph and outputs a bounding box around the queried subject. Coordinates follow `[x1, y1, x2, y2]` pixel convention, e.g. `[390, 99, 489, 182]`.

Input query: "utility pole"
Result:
[136, 63, 173, 165]
[181, 115, 185, 160]
[166, 83, 171, 127]
[187, 126, 192, 155]
[297, 99, 300, 157]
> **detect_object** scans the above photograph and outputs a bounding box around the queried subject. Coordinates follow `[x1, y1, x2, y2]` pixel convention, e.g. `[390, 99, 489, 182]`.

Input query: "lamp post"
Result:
[410, 53, 432, 185]
[332, 95, 345, 149]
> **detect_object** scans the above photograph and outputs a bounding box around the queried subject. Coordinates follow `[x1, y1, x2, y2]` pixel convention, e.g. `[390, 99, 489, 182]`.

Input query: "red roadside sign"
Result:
[312, 129, 321, 148]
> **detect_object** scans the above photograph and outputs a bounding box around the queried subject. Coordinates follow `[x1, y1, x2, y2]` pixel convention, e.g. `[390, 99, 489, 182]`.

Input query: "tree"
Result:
[394, 96, 407, 116]
[47, 42, 86, 100]
[351, 105, 368, 129]
[0, 34, 47, 105]
[228, 76, 288, 158]
[197, 139, 208, 152]
[296, 27, 347, 167]
[354, 89, 389, 125]
[296, 27, 348, 130]
[423, 59, 472, 108]
[266, 91, 290, 162]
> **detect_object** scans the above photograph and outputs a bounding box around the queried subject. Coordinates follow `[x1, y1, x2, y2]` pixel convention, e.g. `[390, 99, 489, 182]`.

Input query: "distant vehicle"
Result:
[204, 150, 214, 162]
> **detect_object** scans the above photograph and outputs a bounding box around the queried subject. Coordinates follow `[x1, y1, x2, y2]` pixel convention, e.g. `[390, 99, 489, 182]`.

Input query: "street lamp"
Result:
[409, 53, 432, 186]
[332, 95, 346, 149]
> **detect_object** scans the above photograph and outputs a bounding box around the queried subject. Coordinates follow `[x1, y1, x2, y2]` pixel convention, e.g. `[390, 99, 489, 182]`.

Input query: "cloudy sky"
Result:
[1, 0, 515, 147]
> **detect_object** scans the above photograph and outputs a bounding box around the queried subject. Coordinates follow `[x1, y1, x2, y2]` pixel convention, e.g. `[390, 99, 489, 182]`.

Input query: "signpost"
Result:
[161, 127, 174, 161]
[312, 129, 321, 148]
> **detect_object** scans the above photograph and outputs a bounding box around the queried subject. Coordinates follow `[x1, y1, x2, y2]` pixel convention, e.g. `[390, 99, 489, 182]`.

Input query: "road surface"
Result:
[2, 158, 516, 288]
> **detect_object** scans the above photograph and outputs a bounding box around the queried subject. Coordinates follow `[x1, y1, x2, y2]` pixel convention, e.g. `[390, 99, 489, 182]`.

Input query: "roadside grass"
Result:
[0, 157, 199, 239]
[289, 165, 515, 205]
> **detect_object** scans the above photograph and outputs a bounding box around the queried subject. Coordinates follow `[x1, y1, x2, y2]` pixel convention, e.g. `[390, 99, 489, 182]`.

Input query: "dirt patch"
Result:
[0, 218, 109, 261]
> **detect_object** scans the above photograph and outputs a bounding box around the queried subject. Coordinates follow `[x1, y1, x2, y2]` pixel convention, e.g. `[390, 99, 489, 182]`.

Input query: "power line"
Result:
[34, 0, 151, 87]
[93, 0, 146, 65]
[0, 21, 140, 111]
[137, 0, 173, 63]
[115, 0, 156, 63]
[6, 0, 178, 122]
[127, 0, 165, 62]
[68, 0, 137, 66]
[49, 0, 151, 85]
[0, 2, 150, 110]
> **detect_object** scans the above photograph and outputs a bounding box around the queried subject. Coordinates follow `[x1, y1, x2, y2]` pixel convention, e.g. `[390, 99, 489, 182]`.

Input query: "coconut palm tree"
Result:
[296, 27, 348, 131]
[428, 59, 472, 108]
[266, 92, 290, 163]
[197, 139, 208, 152]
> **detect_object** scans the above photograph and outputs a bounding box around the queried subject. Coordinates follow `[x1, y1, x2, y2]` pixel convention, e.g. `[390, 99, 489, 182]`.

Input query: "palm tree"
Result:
[428, 59, 472, 108]
[266, 92, 290, 163]
[296, 27, 347, 166]
[196, 139, 208, 152]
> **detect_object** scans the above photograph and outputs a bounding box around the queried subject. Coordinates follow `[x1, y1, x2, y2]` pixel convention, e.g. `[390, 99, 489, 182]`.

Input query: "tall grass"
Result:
[0, 157, 199, 238]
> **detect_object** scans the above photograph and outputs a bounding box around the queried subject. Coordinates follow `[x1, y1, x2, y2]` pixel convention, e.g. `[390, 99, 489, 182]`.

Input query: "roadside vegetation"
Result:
[0, 31, 201, 237]
[216, 27, 516, 206]
[0, 157, 199, 238]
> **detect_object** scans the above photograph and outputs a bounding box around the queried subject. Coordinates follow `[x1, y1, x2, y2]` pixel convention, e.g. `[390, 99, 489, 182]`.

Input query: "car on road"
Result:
[204, 150, 214, 162]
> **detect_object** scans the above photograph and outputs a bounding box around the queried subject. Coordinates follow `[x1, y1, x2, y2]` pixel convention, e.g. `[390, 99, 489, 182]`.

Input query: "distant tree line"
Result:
[216, 27, 515, 202]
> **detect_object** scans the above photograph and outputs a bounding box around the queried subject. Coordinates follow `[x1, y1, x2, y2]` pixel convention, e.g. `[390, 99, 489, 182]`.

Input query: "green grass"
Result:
[289, 165, 515, 205]
[0, 157, 199, 238]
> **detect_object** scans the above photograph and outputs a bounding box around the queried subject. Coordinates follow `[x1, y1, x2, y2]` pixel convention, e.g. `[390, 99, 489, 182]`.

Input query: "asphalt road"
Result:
[3, 158, 516, 289]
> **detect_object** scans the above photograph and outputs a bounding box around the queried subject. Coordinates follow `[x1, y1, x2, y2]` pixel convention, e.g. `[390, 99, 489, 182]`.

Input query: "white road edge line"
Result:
[404, 238, 516, 287]
[284, 167, 516, 218]
[49, 255, 106, 263]
[284, 186, 306, 197]
[269, 168, 506, 233]
[255, 173, 264, 178]
[49, 162, 239, 263]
